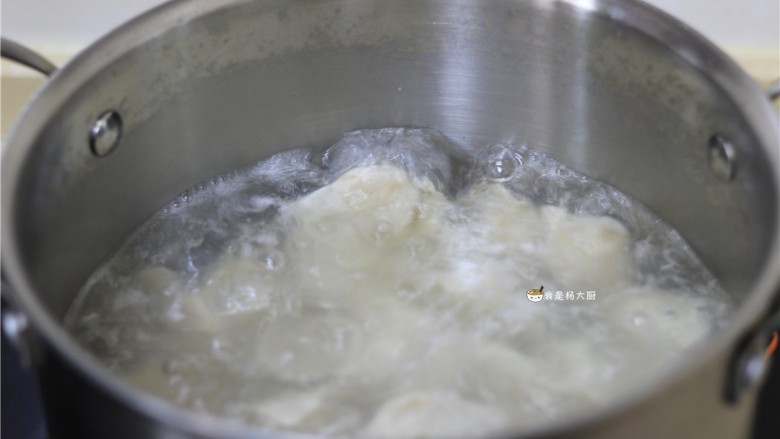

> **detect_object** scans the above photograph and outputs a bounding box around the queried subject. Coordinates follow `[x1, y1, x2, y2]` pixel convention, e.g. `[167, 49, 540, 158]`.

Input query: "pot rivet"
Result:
[1, 308, 33, 368]
[708, 134, 736, 182]
[725, 324, 776, 404]
[89, 111, 122, 157]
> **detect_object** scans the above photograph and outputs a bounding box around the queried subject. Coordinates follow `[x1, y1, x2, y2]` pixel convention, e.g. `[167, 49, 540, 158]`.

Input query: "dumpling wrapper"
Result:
[251, 389, 325, 428]
[286, 164, 445, 245]
[407, 183, 544, 329]
[164, 256, 279, 335]
[541, 206, 631, 290]
[281, 164, 447, 302]
[364, 391, 508, 439]
[461, 183, 543, 256]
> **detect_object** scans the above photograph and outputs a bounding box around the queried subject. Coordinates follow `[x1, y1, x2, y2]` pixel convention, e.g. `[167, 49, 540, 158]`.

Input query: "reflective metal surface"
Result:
[708, 134, 738, 182]
[2, 0, 778, 438]
[0, 38, 57, 77]
[768, 79, 780, 102]
[88, 111, 123, 157]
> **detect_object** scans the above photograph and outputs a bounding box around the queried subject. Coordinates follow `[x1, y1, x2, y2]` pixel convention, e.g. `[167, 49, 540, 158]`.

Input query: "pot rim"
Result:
[2, 0, 778, 437]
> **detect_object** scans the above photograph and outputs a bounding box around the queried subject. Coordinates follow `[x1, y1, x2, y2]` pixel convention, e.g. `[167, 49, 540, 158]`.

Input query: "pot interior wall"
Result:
[11, 0, 778, 320]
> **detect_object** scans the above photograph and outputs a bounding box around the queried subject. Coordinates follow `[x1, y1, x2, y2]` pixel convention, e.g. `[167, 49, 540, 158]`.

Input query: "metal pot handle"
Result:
[1, 38, 57, 76]
[768, 79, 780, 102]
[0, 38, 54, 366]
[0, 38, 57, 367]
[767, 77, 780, 359]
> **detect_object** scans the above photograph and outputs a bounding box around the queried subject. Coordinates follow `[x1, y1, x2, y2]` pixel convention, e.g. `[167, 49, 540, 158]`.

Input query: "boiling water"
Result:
[67, 129, 732, 438]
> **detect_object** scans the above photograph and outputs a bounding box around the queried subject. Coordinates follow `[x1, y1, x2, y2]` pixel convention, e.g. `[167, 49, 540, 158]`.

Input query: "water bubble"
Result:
[163, 359, 183, 375]
[315, 221, 330, 234]
[374, 220, 392, 241]
[482, 144, 518, 182]
[262, 250, 285, 271]
[186, 236, 204, 248]
[631, 311, 648, 327]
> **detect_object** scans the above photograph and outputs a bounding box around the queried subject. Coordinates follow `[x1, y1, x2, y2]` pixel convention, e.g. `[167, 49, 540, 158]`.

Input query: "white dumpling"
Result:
[529, 339, 623, 406]
[416, 256, 542, 333]
[122, 266, 225, 335]
[364, 391, 508, 439]
[602, 286, 713, 350]
[340, 296, 436, 382]
[541, 206, 631, 289]
[196, 256, 276, 315]
[288, 165, 440, 241]
[411, 341, 607, 423]
[411, 342, 542, 407]
[461, 183, 543, 255]
[409, 184, 544, 328]
[252, 312, 362, 384]
[163, 255, 280, 334]
[246, 386, 367, 435]
[169, 294, 225, 335]
[127, 362, 176, 401]
[127, 361, 201, 405]
[110, 266, 180, 313]
[251, 390, 325, 428]
[283, 165, 445, 278]
[128, 265, 179, 294]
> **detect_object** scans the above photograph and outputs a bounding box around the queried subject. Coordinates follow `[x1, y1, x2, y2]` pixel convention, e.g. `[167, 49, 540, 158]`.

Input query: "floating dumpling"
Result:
[460, 183, 543, 255]
[287, 165, 443, 240]
[541, 206, 631, 289]
[282, 165, 446, 290]
[364, 391, 508, 439]
[250, 389, 326, 428]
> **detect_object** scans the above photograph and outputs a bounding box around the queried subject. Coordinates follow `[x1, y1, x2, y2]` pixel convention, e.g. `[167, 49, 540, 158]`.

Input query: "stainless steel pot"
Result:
[2, 0, 778, 437]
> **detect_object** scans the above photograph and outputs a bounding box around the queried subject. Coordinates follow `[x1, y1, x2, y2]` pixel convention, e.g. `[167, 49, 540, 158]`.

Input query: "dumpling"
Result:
[415, 255, 542, 333]
[126, 360, 204, 406]
[282, 165, 446, 279]
[408, 184, 544, 328]
[364, 391, 508, 439]
[250, 389, 325, 428]
[110, 265, 179, 313]
[340, 296, 435, 382]
[196, 256, 277, 316]
[127, 265, 179, 294]
[528, 338, 623, 406]
[252, 312, 362, 384]
[541, 206, 631, 290]
[411, 342, 543, 408]
[164, 255, 278, 334]
[460, 183, 543, 256]
[287, 165, 441, 241]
